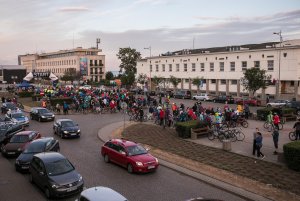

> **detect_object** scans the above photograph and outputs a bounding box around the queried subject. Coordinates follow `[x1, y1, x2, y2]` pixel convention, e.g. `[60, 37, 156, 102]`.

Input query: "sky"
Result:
[1, 0, 300, 71]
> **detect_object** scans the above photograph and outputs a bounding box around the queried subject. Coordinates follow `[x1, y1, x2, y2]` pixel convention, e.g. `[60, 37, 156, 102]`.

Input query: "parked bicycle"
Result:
[228, 127, 245, 141]
[289, 129, 297, 141]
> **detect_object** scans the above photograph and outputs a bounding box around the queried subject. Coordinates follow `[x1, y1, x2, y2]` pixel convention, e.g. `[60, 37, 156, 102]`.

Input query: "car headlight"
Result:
[136, 162, 143, 167]
[77, 130, 80, 133]
[17, 148, 22, 152]
[41, 116, 45, 118]
[78, 175, 83, 182]
[51, 183, 60, 189]
[155, 157, 159, 163]
[52, 114, 55, 117]
[63, 131, 69, 134]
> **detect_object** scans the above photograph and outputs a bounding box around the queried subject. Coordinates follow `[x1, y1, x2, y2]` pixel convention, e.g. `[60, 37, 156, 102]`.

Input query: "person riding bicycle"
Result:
[293, 118, 300, 140]
[267, 111, 273, 124]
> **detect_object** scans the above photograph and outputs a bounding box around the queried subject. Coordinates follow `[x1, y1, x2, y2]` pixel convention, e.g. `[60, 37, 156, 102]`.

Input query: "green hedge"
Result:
[49, 97, 73, 106]
[256, 107, 296, 121]
[17, 91, 34, 98]
[175, 120, 207, 139]
[283, 141, 300, 171]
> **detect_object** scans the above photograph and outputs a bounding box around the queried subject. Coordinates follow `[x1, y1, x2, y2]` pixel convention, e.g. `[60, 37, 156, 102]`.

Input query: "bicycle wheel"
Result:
[228, 130, 237, 142]
[218, 133, 226, 142]
[281, 118, 286, 124]
[289, 131, 296, 141]
[236, 131, 245, 141]
[267, 124, 273, 132]
[207, 131, 215, 140]
[263, 122, 269, 129]
[278, 123, 283, 130]
[241, 121, 248, 128]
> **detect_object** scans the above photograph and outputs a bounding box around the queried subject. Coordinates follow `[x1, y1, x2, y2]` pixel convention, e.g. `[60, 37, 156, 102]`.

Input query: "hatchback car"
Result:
[173, 90, 192, 99]
[30, 107, 55, 122]
[1, 131, 41, 157]
[15, 137, 60, 172]
[101, 139, 159, 173]
[6, 110, 29, 126]
[235, 97, 261, 106]
[29, 152, 84, 198]
[212, 95, 235, 104]
[192, 93, 211, 101]
[77, 186, 128, 201]
[53, 119, 81, 138]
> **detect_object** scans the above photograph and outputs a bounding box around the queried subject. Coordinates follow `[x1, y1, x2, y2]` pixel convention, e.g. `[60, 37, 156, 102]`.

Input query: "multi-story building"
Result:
[18, 47, 105, 82]
[137, 39, 300, 100]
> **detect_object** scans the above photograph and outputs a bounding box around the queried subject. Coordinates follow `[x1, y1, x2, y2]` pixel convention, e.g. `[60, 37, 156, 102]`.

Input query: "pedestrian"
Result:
[139, 107, 144, 122]
[63, 101, 69, 115]
[252, 128, 259, 156]
[255, 132, 265, 159]
[272, 128, 279, 154]
[244, 104, 250, 119]
[159, 108, 165, 126]
[293, 118, 300, 140]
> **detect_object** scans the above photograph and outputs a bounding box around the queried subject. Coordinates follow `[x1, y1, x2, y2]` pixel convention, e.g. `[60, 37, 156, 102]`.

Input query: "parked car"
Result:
[212, 95, 235, 104]
[29, 152, 84, 198]
[101, 139, 159, 173]
[79, 85, 92, 90]
[160, 90, 174, 98]
[77, 186, 128, 201]
[266, 100, 290, 107]
[0, 122, 24, 146]
[173, 90, 192, 99]
[15, 137, 60, 172]
[1, 102, 18, 114]
[30, 107, 55, 122]
[53, 119, 81, 139]
[287, 101, 300, 115]
[6, 110, 29, 126]
[1, 131, 41, 157]
[192, 93, 211, 101]
[235, 97, 261, 106]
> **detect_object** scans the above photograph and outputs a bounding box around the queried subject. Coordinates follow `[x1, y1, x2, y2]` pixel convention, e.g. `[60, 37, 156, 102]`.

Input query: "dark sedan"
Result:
[15, 137, 60, 172]
[29, 152, 84, 198]
[30, 107, 55, 122]
[53, 119, 81, 139]
[212, 95, 235, 104]
[0, 122, 24, 145]
[1, 131, 41, 157]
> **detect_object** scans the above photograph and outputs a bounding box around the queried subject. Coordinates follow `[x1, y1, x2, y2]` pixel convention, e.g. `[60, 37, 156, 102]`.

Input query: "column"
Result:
[216, 79, 219, 95]
[237, 80, 241, 97]
[189, 78, 192, 90]
[295, 81, 299, 101]
[181, 78, 184, 89]
[226, 80, 229, 96]
[206, 79, 209, 94]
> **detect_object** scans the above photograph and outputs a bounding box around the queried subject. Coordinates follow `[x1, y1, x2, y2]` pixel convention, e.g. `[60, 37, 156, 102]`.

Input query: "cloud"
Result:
[59, 6, 90, 12]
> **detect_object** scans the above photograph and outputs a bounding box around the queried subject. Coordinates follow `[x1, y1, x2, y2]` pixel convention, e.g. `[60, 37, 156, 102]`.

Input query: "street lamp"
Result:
[273, 30, 283, 99]
[144, 46, 152, 91]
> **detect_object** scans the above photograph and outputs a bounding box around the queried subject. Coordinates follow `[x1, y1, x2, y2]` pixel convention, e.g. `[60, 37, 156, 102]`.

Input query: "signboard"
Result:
[80, 58, 88, 76]
[33, 72, 50, 78]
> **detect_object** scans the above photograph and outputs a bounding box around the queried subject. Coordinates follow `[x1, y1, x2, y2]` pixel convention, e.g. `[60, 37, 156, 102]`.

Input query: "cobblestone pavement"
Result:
[123, 123, 300, 198]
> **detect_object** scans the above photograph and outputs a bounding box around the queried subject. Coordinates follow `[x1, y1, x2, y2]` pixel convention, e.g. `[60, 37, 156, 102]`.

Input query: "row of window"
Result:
[90, 68, 104, 74]
[38, 68, 76, 74]
[37, 60, 77, 67]
[150, 60, 274, 72]
[89, 60, 103, 66]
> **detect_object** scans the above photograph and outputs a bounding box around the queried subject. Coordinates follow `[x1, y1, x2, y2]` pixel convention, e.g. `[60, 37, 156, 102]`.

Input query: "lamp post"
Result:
[144, 46, 152, 91]
[273, 30, 283, 99]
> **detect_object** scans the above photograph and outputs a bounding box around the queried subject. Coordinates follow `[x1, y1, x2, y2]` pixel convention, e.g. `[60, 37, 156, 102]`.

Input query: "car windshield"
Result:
[12, 113, 25, 119]
[23, 141, 45, 153]
[6, 103, 17, 109]
[46, 159, 74, 176]
[38, 109, 49, 114]
[126, 145, 147, 156]
[10, 135, 29, 143]
[61, 121, 75, 127]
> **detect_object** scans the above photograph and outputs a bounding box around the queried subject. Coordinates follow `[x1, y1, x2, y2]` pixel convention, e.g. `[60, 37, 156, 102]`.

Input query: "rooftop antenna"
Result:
[96, 38, 101, 49]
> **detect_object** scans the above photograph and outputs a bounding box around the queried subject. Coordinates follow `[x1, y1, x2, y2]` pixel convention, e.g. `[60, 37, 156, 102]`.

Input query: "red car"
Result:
[235, 97, 261, 106]
[101, 139, 159, 173]
[1, 131, 41, 157]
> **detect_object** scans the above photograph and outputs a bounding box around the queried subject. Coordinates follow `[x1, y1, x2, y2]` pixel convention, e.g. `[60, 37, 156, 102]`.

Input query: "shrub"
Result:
[49, 97, 73, 106]
[283, 141, 300, 171]
[17, 91, 34, 98]
[175, 120, 207, 139]
[256, 107, 296, 121]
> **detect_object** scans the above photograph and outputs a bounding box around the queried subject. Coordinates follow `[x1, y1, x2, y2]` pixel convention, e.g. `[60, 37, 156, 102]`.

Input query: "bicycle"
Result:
[263, 122, 283, 131]
[229, 127, 245, 141]
[289, 130, 297, 141]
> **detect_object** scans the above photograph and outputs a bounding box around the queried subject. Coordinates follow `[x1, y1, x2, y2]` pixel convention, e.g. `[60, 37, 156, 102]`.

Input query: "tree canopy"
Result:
[117, 47, 141, 74]
[105, 71, 114, 80]
[60, 69, 80, 83]
[241, 67, 271, 96]
[169, 76, 181, 90]
[152, 76, 164, 89]
[136, 73, 148, 85]
[120, 71, 135, 88]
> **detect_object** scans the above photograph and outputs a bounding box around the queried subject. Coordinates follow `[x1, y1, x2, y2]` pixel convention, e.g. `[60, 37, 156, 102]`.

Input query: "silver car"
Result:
[77, 186, 127, 201]
[192, 93, 211, 101]
[266, 100, 290, 107]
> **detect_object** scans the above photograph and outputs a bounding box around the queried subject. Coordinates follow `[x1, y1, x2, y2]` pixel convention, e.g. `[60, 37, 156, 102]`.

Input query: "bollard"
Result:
[222, 139, 231, 151]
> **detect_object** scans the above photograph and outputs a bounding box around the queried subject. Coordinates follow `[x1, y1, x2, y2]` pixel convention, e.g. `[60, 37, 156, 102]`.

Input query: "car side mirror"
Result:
[120, 151, 126, 156]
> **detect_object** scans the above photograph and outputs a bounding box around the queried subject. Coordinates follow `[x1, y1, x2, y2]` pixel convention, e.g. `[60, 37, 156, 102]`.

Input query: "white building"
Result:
[137, 39, 300, 100]
[18, 47, 105, 82]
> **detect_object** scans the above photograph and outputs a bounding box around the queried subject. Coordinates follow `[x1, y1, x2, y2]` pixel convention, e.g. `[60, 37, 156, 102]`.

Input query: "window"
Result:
[185, 79, 189, 83]
[267, 60, 274, 71]
[219, 62, 224, 72]
[210, 63, 214, 72]
[220, 79, 226, 85]
[184, 63, 187, 72]
[150, 65, 152, 72]
[200, 63, 205, 72]
[283, 53, 287, 57]
[192, 63, 196, 72]
[0, 70, 2, 76]
[176, 64, 180, 72]
[242, 61, 247, 71]
[231, 80, 237, 85]
[156, 65, 159, 72]
[162, 64, 165, 72]
[169, 64, 172, 72]
[291, 81, 294, 86]
[230, 62, 235, 71]
[254, 61, 260, 68]
[211, 79, 216, 84]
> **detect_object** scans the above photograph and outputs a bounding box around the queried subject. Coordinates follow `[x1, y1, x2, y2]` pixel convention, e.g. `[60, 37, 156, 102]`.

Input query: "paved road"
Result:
[0, 112, 246, 201]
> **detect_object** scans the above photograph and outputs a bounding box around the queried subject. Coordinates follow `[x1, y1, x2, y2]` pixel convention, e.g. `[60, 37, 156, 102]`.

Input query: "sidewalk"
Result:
[97, 121, 300, 201]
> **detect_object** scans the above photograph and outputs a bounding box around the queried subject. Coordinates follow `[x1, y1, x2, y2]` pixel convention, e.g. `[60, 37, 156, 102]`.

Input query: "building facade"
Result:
[18, 47, 105, 82]
[0, 65, 27, 84]
[137, 39, 300, 99]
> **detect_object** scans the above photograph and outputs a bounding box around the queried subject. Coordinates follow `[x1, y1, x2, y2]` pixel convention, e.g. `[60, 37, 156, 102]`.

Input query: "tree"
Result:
[241, 68, 271, 96]
[169, 76, 181, 91]
[152, 76, 164, 91]
[117, 47, 141, 74]
[192, 76, 204, 94]
[105, 71, 114, 80]
[120, 71, 135, 89]
[60, 69, 80, 83]
[136, 73, 148, 85]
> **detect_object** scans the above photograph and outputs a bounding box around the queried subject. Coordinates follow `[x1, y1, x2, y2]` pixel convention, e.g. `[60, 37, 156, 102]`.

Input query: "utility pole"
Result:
[144, 46, 152, 91]
[273, 30, 283, 99]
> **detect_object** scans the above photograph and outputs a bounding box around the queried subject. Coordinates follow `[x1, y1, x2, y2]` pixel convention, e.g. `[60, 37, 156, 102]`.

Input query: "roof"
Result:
[56, 119, 73, 122]
[0, 65, 26, 70]
[15, 131, 37, 136]
[110, 139, 137, 147]
[80, 186, 127, 201]
[34, 152, 65, 163]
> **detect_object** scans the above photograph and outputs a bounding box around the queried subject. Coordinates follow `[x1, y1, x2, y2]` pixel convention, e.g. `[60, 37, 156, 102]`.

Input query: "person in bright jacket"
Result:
[159, 108, 165, 126]
[273, 113, 280, 130]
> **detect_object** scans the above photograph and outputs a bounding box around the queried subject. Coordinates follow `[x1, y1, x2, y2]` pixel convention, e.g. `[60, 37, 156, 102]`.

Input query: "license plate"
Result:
[148, 165, 155, 169]
[8, 152, 15, 155]
[47, 118, 52, 119]
[71, 133, 77, 136]
[66, 186, 77, 192]
[21, 166, 29, 169]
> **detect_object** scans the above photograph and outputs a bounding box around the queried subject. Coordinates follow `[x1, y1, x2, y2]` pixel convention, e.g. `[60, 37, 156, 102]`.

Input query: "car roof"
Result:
[30, 137, 54, 144]
[15, 131, 37, 136]
[10, 110, 24, 114]
[109, 139, 137, 147]
[34, 152, 65, 163]
[80, 186, 127, 201]
[56, 119, 73, 122]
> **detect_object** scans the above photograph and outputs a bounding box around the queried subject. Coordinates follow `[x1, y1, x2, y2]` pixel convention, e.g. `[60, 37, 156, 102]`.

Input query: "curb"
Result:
[97, 121, 272, 201]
